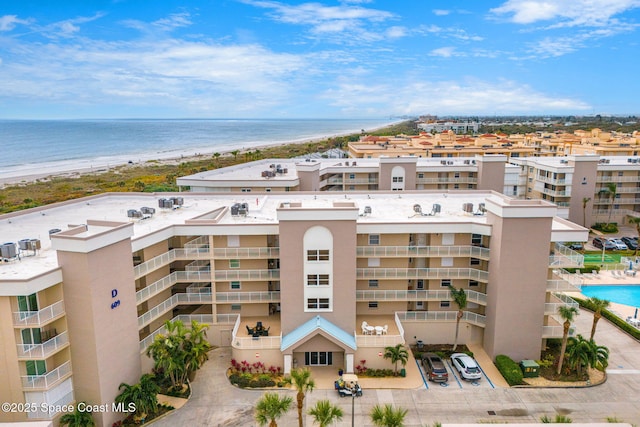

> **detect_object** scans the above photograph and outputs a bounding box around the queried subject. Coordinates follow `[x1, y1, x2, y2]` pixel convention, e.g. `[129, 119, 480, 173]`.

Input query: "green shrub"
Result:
[494, 355, 523, 386]
[564, 265, 601, 274]
[593, 223, 618, 233]
[574, 297, 640, 340]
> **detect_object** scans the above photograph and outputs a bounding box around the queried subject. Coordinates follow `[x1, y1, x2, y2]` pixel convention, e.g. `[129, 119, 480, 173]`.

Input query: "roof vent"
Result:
[462, 203, 474, 213]
[413, 204, 422, 213]
[364, 206, 372, 214]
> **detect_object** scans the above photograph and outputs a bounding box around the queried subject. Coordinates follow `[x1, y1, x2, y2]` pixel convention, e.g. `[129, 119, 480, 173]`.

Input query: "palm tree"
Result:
[566, 335, 609, 376]
[556, 305, 579, 375]
[582, 197, 591, 227]
[255, 392, 293, 427]
[308, 400, 343, 427]
[383, 344, 409, 376]
[448, 285, 467, 351]
[587, 297, 610, 341]
[370, 404, 408, 427]
[286, 368, 315, 427]
[605, 182, 617, 225]
[231, 149, 240, 160]
[628, 216, 640, 255]
[115, 374, 160, 419]
[59, 402, 95, 427]
[212, 152, 221, 167]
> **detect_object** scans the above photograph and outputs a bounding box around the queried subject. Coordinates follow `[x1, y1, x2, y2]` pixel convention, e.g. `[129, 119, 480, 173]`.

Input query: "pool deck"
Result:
[571, 270, 640, 319]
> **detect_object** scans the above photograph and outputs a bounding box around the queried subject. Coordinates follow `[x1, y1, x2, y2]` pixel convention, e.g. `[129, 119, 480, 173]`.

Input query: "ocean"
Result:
[0, 118, 395, 182]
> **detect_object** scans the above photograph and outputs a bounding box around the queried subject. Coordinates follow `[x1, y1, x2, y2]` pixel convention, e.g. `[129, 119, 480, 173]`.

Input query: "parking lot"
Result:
[415, 356, 496, 391]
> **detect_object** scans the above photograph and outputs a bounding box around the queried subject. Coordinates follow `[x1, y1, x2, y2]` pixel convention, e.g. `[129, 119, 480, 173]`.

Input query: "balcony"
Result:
[139, 314, 234, 352]
[17, 331, 69, 359]
[136, 270, 212, 304]
[356, 245, 490, 260]
[13, 301, 65, 328]
[216, 291, 280, 303]
[549, 243, 584, 268]
[231, 315, 282, 349]
[133, 247, 211, 279]
[415, 176, 477, 184]
[214, 269, 280, 281]
[396, 310, 486, 327]
[544, 293, 579, 315]
[356, 289, 487, 305]
[212, 247, 280, 259]
[326, 177, 378, 185]
[355, 314, 405, 347]
[596, 175, 640, 183]
[27, 390, 74, 419]
[21, 360, 72, 390]
[356, 268, 488, 282]
[138, 292, 213, 329]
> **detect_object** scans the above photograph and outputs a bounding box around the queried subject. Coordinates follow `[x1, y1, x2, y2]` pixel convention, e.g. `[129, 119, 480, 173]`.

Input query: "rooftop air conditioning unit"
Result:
[413, 204, 422, 213]
[364, 206, 372, 214]
[462, 203, 474, 213]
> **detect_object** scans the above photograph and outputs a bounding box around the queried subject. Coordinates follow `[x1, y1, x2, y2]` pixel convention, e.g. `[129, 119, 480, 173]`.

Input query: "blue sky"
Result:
[1, 0, 639, 119]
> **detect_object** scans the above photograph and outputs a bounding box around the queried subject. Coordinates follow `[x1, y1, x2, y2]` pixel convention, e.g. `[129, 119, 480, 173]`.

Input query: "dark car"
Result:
[567, 242, 584, 251]
[621, 237, 638, 250]
[421, 353, 449, 383]
[593, 237, 615, 250]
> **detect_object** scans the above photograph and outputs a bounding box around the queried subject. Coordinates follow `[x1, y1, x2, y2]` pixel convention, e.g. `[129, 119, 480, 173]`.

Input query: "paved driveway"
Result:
[151, 310, 640, 426]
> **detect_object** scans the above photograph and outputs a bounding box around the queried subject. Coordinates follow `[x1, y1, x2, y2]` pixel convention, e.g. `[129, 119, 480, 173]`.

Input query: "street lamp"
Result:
[350, 385, 359, 427]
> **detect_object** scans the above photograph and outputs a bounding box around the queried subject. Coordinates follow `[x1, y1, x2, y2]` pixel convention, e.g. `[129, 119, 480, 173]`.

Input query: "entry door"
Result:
[305, 352, 333, 366]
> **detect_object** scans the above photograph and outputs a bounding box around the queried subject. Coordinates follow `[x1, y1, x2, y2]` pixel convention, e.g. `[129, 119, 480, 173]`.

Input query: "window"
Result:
[17, 294, 38, 312]
[454, 184, 459, 189]
[21, 328, 42, 346]
[368, 279, 379, 288]
[305, 351, 333, 366]
[227, 235, 240, 247]
[231, 304, 241, 311]
[229, 259, 240, 268]
[469, 280, 479, 287]
[369, 234, 380, 245]
[416, 279, 424, 289]
[349, 174, 355, 179]
[368, 301, 378, 309]
[265, 188, 272, 192]
[440, 301, 451, 308]
[441, 257, 453, 267]
[441, 279, 451, 287]
[349, 185, 355, 190]
[392, 176, 404, 183]
[468, 184, 474, 189]
[454, 172, 460, 178]
[442, 233, 454, 245]
[368, 257, 380, 267]
[26, 360, 46, 376]
[471, 234, 482, 245]
[618, 171, 624, 176]
[418, 173, 424, 178]
[307, 249, 330, 261]
[470, 258, 480, 266]
[241, 188, 251, 192]
[416, 301, 424, 309]
[307, 298, 330, 309]
[307, 274, 330, 286]
[230, 281, 241, 290]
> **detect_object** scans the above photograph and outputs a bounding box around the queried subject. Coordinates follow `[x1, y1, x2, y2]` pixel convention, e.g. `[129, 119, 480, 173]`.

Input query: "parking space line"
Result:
[479, 364, 495, 389]
[415, 358, 429, 389]
[446, 359, 463, 388]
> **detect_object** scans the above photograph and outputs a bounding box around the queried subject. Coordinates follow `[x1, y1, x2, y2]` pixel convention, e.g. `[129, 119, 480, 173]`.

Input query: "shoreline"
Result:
[0, 120, 404, 187]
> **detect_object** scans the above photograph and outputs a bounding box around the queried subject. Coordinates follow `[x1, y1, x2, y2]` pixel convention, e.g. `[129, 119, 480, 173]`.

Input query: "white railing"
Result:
[356, 268, 488, 282]
[394, 312, 405, 341]
[214, 269, 280, 281]
[216, 291, 280, 303]
[542, 325, 575, 339]
[138, 293, 213, 328]
[536, 175, 567, 185]
[356, 245, 490, 259]
[21, 360, 71, 389]
[186, 259, 210, 271]
[136, 271, 212, 304]
[546, 278, 581, 292]
[139, 314, 233, 352]
[355, 289, 486, 305]
[415, 177, 477, 184]
[133, 247, 211, 278]
[597, 175, 640, 183]
[212, 247, 280, 258]
[356, 334, 404, 347]
[396, 310, 486, 327]
[17, 331, 69, 359]
[184, 235, 209, 249]
[28, 390, 75, 419]
[326, 177, 378, 184]
[545, 294, 579, 315]
[233, 335, 282, 349]
[13, 301, 65, 327]
[549, 243, 584, 267]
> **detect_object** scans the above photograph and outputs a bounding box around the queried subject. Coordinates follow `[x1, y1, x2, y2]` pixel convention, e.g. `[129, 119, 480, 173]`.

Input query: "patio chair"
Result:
[246, 325, 254, 335]
[382, 324, 388, 335]
[361, 321, 369, 335]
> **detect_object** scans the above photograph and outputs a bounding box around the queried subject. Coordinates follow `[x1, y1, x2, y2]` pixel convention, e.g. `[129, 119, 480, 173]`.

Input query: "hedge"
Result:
[494, 354, 523, 386]
[574, 297, 640, 340]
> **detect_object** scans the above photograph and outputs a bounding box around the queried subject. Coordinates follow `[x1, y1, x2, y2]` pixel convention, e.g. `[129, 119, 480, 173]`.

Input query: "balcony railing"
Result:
[139, 314, 231, 352]
[27, 390, 75, 419]
[212, 247, 280, 259]
[21, 360, 72, 389]
[356, 245, 490, 259]
[596, 175, 640, 183]
[17, 331, 69, 359]
[134, 247, 211, 278]
[138, 292, 213, 329]
[13, 301, 65, 327]
[233, 335, 282, 349]
[396, 310, 486, 327]
[415, 177, 478, 184]
[136, 270, 212, 303]
[356, 268, 488, 282]
[356, 289, 487, 305]
[326, 177, 379, 185]
[216, 291, 280, 303]
[549, 243, 584, 268]
[544, 293, 579, 315]
[214, 269, 280, 281]
[356, 334, 404, 347]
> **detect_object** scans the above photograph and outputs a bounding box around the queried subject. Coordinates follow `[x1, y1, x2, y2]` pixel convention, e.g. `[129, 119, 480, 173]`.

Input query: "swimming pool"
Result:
[581, 285, 640, 307]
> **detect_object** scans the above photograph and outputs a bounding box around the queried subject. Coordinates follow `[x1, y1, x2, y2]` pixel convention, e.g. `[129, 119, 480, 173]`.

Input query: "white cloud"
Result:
[491, 0, 640, 27]
[0, 15, 32, 31]
[433, 9, 451, 16]
[429, 47, 458, 58]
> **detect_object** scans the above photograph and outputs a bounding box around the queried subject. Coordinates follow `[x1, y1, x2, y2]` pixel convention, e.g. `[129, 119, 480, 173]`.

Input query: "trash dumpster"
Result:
[519, 360, 539, 378]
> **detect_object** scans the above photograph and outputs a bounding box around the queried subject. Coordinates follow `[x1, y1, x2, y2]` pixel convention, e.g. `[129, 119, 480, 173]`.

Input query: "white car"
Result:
[451, 353, 482, 381]
[610, 239, 628, 250]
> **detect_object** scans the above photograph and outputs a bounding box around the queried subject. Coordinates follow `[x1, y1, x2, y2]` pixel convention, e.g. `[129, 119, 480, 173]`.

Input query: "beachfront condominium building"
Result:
[176, 155, 640, 226]
[0, 189, 587, 426]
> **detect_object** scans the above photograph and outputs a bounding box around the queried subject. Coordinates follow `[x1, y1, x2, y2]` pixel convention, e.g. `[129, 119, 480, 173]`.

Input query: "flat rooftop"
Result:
[0, 191, 576, 280]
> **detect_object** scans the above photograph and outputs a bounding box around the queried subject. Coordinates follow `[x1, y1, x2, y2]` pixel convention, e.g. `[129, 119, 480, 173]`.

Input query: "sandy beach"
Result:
[0, 121, 404, 187]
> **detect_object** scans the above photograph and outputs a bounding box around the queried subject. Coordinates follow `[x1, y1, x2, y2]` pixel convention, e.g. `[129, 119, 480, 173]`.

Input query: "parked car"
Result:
[421, 353, 449, 383]
[335, 374, 362, 397]
[450, 353, 482, 381]
[621, 237, 638, 250]
[593, 237, 616, 250]
[566, 242, 584, 251]
[610, 238, 628, 250]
